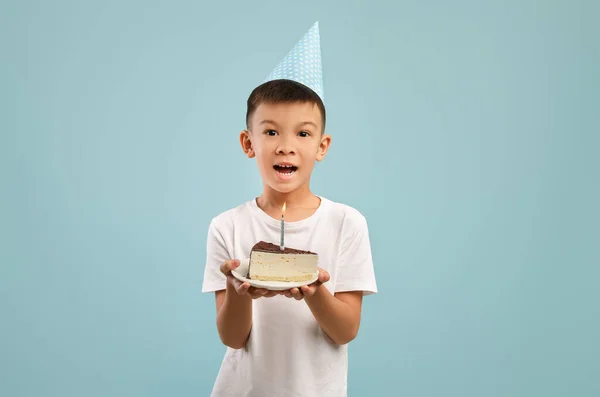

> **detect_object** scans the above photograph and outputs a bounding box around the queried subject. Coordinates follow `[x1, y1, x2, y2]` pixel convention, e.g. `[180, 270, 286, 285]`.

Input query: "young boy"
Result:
[202, 22, 377, 396]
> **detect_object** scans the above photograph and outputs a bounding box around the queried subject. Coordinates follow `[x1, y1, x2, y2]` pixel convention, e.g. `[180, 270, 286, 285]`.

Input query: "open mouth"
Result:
[273, 164, 298, 175]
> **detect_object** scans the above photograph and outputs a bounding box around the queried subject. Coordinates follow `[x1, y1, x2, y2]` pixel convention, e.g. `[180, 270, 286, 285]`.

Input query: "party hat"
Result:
[265, 21, 324, 101]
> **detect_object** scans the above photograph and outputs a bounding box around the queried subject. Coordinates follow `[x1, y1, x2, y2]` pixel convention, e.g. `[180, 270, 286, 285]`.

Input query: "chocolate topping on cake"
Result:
[251, 241, 316, 255]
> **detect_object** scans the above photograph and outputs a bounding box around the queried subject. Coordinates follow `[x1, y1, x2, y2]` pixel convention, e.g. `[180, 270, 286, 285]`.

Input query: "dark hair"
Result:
[246, 79, 326, 132]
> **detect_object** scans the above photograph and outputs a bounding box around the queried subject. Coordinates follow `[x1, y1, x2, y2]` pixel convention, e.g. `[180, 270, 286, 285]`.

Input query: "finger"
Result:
[219, 260, 231, 274]
[250, 288, 268, 299]
[318, 269, 330, 283]
[236, 282, 251, 295]
[290, 288, 303, 300]
[301, 285, 314, 297]
[283, 290, 293, 298]
[220, 259, 240, 275]
[257, 289, 276, 298]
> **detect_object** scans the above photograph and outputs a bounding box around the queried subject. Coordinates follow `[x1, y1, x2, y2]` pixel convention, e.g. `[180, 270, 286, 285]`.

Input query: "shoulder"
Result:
[320, 197, 369, 232]
[209, 199, 256, 231]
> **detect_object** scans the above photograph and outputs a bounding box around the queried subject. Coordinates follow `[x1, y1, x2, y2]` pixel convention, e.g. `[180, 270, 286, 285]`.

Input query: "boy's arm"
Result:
[301, 212, 376, 344]
[303, 281, 363, 345]
[215, 259, 279, 349]
[215, 284, 252, 349]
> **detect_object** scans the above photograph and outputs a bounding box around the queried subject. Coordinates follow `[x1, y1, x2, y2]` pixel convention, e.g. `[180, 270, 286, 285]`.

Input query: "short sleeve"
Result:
[201, 218, 231, 293]
[333, 212, 378, 295]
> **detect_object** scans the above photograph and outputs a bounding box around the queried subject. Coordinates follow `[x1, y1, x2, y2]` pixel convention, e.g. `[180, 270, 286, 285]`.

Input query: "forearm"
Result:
[216, 283, 252, 349]
[304, 286, 360, 345]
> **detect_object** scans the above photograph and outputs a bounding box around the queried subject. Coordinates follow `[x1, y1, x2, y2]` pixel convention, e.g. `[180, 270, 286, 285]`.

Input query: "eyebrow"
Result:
[259, 119, 279, 126]
[298, 121, 318, 128]
[259, 120, 317, 128]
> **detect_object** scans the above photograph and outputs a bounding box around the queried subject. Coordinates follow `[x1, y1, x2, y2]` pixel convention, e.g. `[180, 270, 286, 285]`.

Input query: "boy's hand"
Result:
[283, 267, 330, 300]
[220, 259, 279, 299]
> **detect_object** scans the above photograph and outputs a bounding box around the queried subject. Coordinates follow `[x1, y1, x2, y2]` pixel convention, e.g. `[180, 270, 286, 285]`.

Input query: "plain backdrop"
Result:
[1, 0, 598, 396]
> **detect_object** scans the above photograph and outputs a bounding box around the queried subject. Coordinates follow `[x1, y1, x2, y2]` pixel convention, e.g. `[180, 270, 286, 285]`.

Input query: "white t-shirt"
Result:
[202, 196, 378, 397]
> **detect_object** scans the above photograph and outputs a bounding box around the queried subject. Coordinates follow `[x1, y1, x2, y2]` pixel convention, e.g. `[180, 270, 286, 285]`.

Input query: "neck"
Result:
[258, 184, 317, 211]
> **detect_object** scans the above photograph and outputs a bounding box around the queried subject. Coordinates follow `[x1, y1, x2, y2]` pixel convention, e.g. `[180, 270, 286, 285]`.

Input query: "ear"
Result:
[316, 133, 331, 162]
[240, 130, 255, 158]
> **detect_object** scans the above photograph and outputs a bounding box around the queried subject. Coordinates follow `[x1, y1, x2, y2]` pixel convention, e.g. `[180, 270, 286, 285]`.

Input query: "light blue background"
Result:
[2, 1, 598, 396]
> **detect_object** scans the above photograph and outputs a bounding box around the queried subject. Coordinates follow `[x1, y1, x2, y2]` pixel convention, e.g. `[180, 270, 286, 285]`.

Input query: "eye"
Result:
[298, 131, 311, 137]
[264, 129, 278, 136]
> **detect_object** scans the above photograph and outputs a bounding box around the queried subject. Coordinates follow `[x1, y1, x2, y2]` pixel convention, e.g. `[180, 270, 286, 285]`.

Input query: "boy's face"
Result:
[241, 101, 331, 194]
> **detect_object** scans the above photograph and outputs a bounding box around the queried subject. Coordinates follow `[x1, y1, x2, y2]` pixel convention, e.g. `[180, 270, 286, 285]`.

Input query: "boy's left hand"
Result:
[283, 267, 330, 300]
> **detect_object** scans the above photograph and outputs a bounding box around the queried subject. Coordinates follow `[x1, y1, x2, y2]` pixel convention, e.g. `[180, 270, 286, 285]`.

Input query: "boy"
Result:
[202, 22, 377, 397]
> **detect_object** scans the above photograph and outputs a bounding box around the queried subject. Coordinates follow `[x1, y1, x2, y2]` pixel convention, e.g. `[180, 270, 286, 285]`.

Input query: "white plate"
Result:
[231, 258, 319, 291]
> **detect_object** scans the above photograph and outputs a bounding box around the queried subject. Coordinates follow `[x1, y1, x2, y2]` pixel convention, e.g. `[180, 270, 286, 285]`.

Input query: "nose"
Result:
[276, 135, 296, 155]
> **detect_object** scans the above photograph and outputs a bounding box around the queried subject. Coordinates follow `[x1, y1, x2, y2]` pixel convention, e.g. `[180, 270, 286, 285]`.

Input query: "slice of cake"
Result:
[248, 241, 318, 282]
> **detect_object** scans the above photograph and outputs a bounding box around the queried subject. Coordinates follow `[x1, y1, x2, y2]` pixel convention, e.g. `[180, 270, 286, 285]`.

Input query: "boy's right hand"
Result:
[220, 259, 279, 299]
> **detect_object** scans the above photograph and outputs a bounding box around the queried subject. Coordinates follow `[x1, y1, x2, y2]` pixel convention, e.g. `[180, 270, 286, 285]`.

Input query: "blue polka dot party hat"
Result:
[265, 21, 324, 102]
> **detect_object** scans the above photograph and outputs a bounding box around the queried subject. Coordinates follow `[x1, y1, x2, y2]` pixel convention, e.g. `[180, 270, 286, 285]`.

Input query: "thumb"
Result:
[220, 259, 240, 275]
[319, 269, 330, 283]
